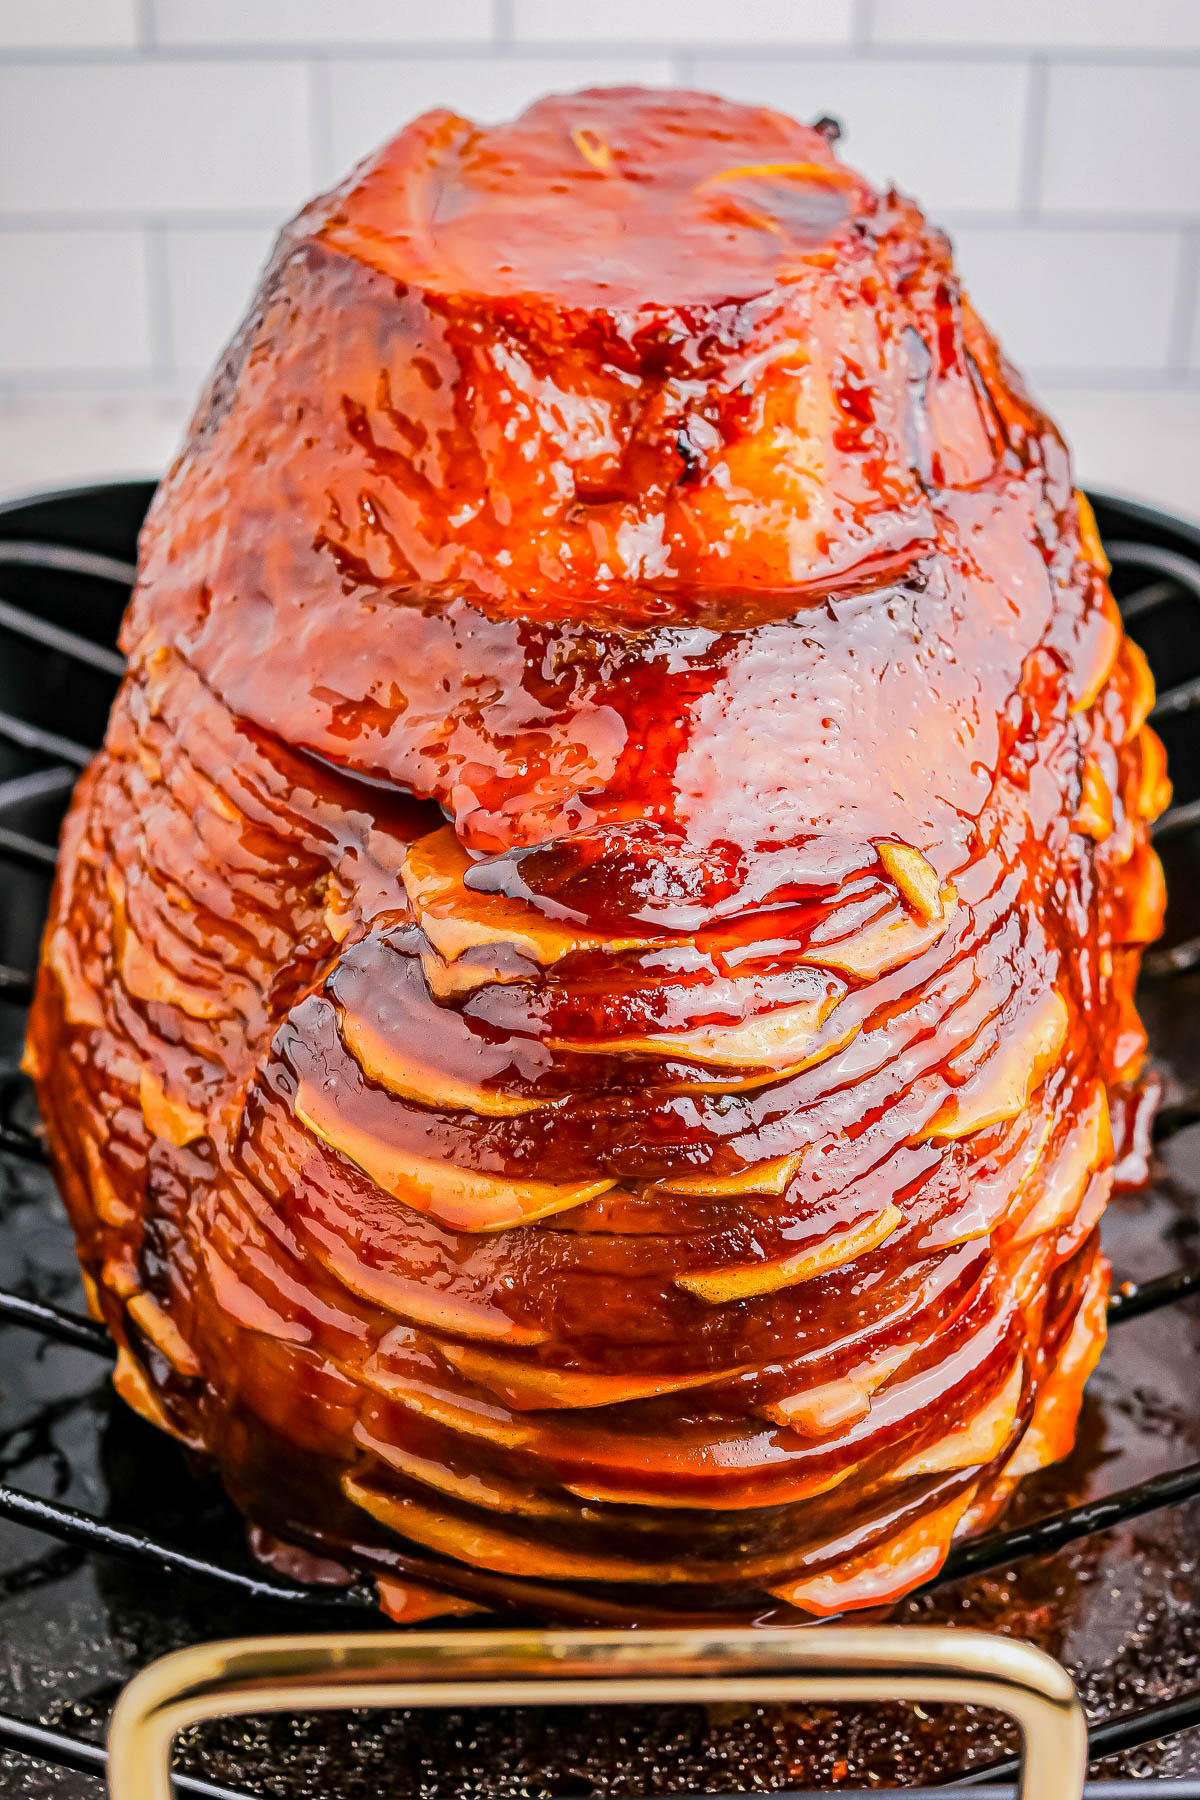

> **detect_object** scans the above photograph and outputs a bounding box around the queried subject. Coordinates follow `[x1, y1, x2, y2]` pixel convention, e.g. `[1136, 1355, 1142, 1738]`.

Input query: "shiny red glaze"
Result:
[27, 88, 1166, 1622]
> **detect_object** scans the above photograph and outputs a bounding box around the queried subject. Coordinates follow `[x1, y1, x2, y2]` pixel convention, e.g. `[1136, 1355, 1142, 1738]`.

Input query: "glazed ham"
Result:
[26, 88, 1168, 1623]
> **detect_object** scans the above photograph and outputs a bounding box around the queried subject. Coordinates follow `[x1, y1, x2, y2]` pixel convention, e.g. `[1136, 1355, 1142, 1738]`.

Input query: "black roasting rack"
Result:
[1, 482, 1200, 1796]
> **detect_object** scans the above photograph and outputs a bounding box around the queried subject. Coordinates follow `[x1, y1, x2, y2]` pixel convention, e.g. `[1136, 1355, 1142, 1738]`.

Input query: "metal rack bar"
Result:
[0, 593, 125, 679]
[1115, 578, 1178, 624]
[0, 963, 32, 1001]
[0, 1291, 111, 1354]
[0, 541, 137, 587]
[1152, 1101, 1200, 1143]
[963, 1688, 1200, 1790]
[1151, 674, 1200, 722]
[1141, 935, 1200, 979]
[0, 1705, 247, 1799]
[0, 1119, 46, 1161]
[0, 823, 59, 871]
[1108, 1267, 1200, 1321]
[1106, 541, 1200, 605]
[936, 1460, 1200, 1589]
[0, 765, 78, 812]
[0, 706, 93, 769]
[0, 1484, 377, 1610]
[1154, 795, 1200, 842]
[1086, 1690, 1200, 1773]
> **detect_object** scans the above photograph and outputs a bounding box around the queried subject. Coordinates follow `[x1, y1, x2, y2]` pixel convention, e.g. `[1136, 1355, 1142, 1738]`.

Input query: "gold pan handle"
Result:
[107, 1623, 1087, 1800]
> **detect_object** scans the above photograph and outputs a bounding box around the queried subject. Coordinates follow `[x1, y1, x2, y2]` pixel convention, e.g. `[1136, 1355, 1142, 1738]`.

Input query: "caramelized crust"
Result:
[27, 88, 1166, 1622]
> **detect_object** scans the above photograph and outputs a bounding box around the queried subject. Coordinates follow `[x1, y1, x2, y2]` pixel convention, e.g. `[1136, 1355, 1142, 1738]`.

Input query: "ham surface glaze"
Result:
[26, 87, 1169, 1623]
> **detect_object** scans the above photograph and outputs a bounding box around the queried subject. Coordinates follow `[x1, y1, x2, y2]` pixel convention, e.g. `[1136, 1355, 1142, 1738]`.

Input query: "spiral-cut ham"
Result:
[27, 87, 1168, 1623]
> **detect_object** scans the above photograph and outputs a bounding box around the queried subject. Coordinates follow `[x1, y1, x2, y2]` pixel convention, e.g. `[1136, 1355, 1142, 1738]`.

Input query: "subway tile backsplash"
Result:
[1040, 63, 1200, 218]
[949, 225, 1184, 374]
[0, 227, 152, 373]
[696, 56, 1032, 216]
[0, 0, 138, 52]
[160, 223, 277, 375]
[0, 0, 1196, 394]
[0, 60, 313, 218]
[870, 0, 1200, 52]
[324, 53, 675, 177]
[510, 0, 856, 48]
[153, 0, 496, 49]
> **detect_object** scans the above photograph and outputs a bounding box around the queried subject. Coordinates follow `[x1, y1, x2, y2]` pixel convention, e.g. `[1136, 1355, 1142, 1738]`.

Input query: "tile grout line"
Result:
[852, 0, 873, 53]
[1167, 227, 1200, 378]
[1, 43, 1200, 65]
[143, 220, 173, 382]
[133, 0, 156, 52]
[307, 58, 332, 193]
[1017, 53, 1048, 219]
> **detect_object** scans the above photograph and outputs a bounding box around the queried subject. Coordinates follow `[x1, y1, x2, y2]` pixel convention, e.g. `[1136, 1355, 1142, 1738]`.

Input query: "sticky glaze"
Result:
[28, 87, 1166, 1622]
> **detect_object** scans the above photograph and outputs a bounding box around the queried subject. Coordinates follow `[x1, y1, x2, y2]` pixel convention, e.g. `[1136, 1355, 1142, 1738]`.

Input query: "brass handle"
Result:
[107, 1624, 1087, 1800]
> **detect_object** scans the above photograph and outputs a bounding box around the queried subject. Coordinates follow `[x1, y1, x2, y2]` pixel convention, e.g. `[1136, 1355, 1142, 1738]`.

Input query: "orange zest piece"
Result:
[676, 1204, 902, 1303]
[570, 126, 612, 173]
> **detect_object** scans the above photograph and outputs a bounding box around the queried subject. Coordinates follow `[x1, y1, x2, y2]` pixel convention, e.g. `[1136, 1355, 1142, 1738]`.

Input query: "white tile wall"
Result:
[0, 0, 1196, 512]
[0, 60, 313, 217]
[0, 229, 152, 373]
[512, 0, 853, 46]
[1040, 65, 1200, 218]
[0, 0, 137, 51]
[326, 54, 675, 178]
[698, 57, 1030, 215]
[950, 226, 1183, 374]
[1188, 252, 1200, 372]
[162, 225, 277, 374]
[870, 0, 1200, 52]
[154, 0, 494, 48]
